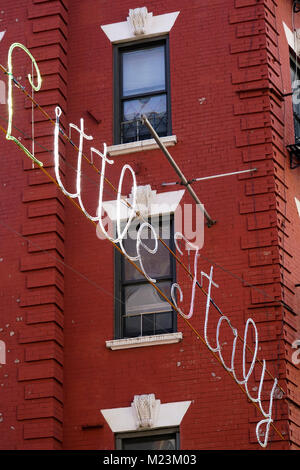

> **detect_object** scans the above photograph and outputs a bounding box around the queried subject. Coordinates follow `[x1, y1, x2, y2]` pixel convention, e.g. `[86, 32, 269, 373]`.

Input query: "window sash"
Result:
[123, 311, 174, 338]
[290, 56, 300, 141]
[114, 36, 171, 144]
[121, 45, 166, 98]
[115, 427, 180, 450]
[124, 281, 173, 316]
[114, 215, 176, 339]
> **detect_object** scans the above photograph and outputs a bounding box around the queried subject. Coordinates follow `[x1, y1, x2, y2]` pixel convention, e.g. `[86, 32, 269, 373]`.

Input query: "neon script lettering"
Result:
[6, 43, 43, 166]
[171, 235, 278, 447]
[4, 42, 281, 448]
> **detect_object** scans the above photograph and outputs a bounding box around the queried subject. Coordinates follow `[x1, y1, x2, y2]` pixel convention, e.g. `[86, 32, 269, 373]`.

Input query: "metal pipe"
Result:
[141, 115, 216, 227]
[162, 168, 257, 187]
[193, 168, 257, 182]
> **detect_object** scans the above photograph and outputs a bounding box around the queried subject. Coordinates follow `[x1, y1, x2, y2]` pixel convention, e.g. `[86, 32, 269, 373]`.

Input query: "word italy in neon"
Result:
[3, 42, 281, 448]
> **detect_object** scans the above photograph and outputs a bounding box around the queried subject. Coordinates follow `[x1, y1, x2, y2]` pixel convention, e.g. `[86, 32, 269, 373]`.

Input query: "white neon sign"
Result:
[6, 43, 43, 166]
[3, 42, 282, 448]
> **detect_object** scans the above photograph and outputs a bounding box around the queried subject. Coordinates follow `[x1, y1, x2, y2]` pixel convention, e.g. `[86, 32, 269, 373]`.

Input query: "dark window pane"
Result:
[291, 60, 300, 141]
[124, 282, 172, 316]
[139, 241, 171, 279]
[123, 312, 173, 338]
[155, 312, 173, 335]
[123, 315, 141, 338]
[121, 95, 167, 143]
[124, 241, 171, 281]
[123, 95, 166, 121]
[142, 313, 155, 336]
[122, 46, 165, 97]
[117, 213, 175, 339]
[123, 217, 172, 281]
[122, 435, 176, 450]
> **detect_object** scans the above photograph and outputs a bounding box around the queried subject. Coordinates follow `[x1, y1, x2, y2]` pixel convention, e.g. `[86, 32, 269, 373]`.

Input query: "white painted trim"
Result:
[102, 187, 185, 221]
[106, 332, 183, 350]
[107, 135, 177, 157]
[0, 31, 5, 42]
[283, 21, 300, 55]
[283, 22, 295, 51]
[295, 197, 300, 217]
[101, 399, 191, 433]
[101, 11, 180, 44]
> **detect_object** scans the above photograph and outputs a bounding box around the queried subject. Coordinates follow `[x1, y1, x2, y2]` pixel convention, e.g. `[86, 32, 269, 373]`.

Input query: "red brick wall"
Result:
[0, 0, 67, 450]
[0, 0, 299, 450]
[273, 0, 300, 450]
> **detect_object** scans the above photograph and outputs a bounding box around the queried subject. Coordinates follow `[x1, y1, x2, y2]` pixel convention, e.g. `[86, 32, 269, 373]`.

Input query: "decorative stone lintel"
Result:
[101, 399, 191, 433]
[107, 135, 177, 157]
[283, 21, 300, 55]
[106, 332, 183, 350]
[102, 186, 185, 222]
[101, 11, 180, 44]
[295, 197, 300, 217]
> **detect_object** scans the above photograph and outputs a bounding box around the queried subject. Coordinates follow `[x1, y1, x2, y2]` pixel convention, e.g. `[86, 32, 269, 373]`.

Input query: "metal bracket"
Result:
[141, 115, 216, 227]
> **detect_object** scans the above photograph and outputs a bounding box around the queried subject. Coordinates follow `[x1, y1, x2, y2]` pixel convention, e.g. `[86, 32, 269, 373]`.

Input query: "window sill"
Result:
[107, 135, 177, 157]
[106, 332, 182, 350]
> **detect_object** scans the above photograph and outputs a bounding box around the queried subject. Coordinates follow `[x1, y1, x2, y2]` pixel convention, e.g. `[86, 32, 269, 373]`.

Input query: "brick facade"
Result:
[0, 0, 299, 450]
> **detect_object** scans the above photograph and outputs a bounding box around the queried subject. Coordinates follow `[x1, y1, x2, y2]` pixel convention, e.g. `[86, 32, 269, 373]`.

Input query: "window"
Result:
[114, 215, 176, 339]
[290, 57, 300, 142]
[115, 428, 179, 450]
[114, 37, 171, 144]
[286, 56, 300, 168]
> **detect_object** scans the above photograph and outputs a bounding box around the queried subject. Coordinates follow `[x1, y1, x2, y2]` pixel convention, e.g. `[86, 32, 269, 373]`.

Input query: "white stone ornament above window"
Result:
[295, 197, 300, 217]
[102, 185, 185, 221]
[129, 184, 155, 217]
[101, 396, 191, 433]
[101, 9, 180, 44]
[131, 394, 160, 429]
[127, 7, 153, 36]
[283, 21, 300, 55]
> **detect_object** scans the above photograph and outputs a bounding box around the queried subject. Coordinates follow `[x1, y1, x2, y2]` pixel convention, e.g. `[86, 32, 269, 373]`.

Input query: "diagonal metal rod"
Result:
[141, 115, 216, 227]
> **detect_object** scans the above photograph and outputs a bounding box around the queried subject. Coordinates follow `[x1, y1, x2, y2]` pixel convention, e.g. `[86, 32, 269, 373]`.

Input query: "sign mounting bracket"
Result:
[141, 115, 216, 227]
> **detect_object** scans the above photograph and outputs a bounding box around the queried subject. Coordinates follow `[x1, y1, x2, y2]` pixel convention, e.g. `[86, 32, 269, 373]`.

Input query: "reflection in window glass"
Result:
[125, 282, 172, 316]
[291, 59, 300, 142]
[118, 216, 176, 339]
[123, 95, 166, 122]
[123, 218, 172, 281]
[115, 40, 170, 144]
[121, 95, 167, 143]
[122, 46, 165, 96]
[122, 434, 176, 450]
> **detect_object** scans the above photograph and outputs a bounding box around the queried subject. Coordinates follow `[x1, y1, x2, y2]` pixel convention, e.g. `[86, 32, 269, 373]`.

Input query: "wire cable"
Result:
[0, 68, 288, 440]
[0, 110, 287, 391]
